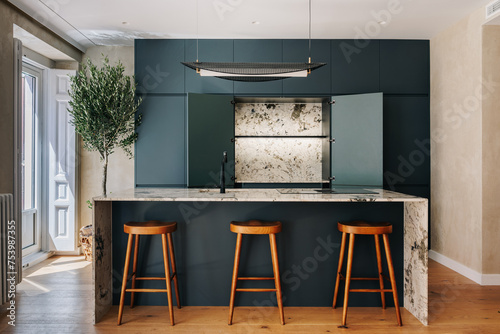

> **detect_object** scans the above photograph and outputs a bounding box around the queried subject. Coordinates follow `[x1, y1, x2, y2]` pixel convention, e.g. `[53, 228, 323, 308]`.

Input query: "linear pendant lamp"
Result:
[181, 0, 326, 82]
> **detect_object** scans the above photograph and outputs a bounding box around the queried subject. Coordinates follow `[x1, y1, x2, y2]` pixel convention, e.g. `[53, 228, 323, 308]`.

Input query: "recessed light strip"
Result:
[38, 0, 97, 46]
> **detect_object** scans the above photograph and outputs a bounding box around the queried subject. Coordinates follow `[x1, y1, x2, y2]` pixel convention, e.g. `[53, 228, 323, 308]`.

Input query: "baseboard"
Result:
[429, 250, 500, 285]
[54, 247, 81, 256]
[22, 251, 55, 269]
[481, 274, 500, 285]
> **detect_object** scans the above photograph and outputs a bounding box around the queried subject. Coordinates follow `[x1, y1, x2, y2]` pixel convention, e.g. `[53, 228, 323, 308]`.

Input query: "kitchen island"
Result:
[92, 188, 428, 325]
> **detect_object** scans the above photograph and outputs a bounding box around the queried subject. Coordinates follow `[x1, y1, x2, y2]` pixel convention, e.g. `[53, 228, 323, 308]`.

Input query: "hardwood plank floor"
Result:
[1, 256, 499, 333]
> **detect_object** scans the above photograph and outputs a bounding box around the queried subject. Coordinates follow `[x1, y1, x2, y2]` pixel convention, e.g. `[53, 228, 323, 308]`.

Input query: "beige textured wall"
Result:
[79, 46, 135, 229]
[430, 8, 485, 272]
[481, 25, 500, 274]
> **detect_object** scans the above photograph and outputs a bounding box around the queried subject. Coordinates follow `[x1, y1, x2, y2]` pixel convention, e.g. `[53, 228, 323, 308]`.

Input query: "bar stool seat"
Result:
[333, 220, 402, 327]
[228, 220, 285, 325]
[230, 220, 282, 234]
[118, 220, 181, 326]
[124, 220, 177, 235]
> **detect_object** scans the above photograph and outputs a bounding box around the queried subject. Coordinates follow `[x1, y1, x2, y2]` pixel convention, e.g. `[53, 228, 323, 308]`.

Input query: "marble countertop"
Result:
[93, 188, 426, 203]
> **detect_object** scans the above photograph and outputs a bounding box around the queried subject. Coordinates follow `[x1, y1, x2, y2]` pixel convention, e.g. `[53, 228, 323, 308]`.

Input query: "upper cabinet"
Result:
[135, 39, 185, 94]
[185, 39, 234, 94]
[233, 40, 283, 95]
[380, 40, 430, 94]
[331, 40, 380, 94]
[282, 40, 331, 95]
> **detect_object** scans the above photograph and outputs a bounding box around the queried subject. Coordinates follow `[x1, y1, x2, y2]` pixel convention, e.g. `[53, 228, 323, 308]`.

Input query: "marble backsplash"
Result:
[235, 103, 323, 136]
[234, 102, 324, 183]
[235, 137, 323, 183]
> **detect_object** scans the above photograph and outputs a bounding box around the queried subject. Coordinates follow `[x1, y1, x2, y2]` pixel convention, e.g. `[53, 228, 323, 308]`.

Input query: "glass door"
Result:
[21, 63, 42, 257]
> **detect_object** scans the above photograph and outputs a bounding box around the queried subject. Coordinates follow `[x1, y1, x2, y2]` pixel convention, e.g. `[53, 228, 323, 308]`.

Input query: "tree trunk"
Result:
[102, 155, 108, 196]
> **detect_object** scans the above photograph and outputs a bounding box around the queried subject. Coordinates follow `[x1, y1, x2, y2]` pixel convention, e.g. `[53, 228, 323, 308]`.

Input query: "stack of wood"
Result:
[79, 224, 93, 262]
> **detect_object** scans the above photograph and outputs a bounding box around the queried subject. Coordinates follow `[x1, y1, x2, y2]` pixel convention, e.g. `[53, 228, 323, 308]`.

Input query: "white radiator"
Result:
[0, 194, 14, 305]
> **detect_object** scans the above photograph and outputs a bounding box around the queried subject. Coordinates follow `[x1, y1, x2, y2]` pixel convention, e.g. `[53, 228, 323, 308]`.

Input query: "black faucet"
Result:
[220, 151, 227, 193]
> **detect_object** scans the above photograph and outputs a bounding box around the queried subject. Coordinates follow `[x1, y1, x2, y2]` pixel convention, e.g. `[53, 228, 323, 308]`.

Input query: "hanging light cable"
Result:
[181, 0, 325, 82]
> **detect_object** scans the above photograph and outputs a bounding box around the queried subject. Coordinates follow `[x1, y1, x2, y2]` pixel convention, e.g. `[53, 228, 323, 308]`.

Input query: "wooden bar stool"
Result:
[228, 220, 285, 325]
[117, 220, 181, 326]
[332, 221, 402, 327]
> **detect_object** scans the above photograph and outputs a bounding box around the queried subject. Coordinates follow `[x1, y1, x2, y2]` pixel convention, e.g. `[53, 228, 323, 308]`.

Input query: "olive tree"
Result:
[68, 56, 142, 196]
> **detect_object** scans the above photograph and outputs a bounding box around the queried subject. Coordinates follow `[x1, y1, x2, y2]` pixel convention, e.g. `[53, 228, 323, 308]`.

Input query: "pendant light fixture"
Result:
[181, 0, 326, 82]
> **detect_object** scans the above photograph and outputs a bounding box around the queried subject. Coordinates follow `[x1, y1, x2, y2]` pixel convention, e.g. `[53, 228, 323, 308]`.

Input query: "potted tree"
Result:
[69, 56, 142, 261]
[68, 56, 142, 196]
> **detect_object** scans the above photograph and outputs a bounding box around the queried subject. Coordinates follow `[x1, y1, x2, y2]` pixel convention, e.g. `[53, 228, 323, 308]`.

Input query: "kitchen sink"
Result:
[197, 188, 248, 193]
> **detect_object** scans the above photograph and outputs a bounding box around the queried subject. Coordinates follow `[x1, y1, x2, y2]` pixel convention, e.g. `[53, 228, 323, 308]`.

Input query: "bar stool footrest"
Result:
[338, 276, 391, 281]
[135, 277, 168, 281]
[236, 288, 277, 292]
[126, 288, 170, 293]
[349, 288, 394, 293]
[238, 277, 274, 281]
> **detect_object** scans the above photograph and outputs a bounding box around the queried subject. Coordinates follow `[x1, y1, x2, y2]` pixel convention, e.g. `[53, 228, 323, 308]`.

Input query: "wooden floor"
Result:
[1, 256, 500, 333]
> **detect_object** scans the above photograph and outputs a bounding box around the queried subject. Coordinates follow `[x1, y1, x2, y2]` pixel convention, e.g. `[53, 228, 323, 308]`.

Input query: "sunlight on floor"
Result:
[25, 256, 91, 278]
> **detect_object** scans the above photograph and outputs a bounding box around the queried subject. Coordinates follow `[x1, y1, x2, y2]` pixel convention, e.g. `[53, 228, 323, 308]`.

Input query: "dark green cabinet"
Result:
[185, 39, 234, 94]
[133, 39, 429, 193]
[380, 40, 430, 94]
[187, 93, 235, 187]
[282, 40, 331, 95]
[383, 96, 430, 187]
[233, 40, 283, 95]
[135, 39, 185, 94]
[135, 96, 186, 186]
[331, 93, 383, 186]
[331, 40, 380, 94]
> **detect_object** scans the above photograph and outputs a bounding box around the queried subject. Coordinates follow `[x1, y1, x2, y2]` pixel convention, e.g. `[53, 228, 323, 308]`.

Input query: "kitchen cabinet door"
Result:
[331, 92, 383, 186]
[135, 39, 185, 94]
[282, 39, 331, 95]
[187, 93, 235, 187]
[185, 39, 234, 94]
[331, 40, 380, 94]
[135, 96, 186, 186]
[233, 39, 283, 95]
[380, 40, 430, 94]
[383, 96, 430, 187]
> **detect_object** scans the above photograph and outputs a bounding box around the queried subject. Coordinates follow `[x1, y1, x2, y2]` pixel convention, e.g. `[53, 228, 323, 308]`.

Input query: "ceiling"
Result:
[8, 0, 495, 51]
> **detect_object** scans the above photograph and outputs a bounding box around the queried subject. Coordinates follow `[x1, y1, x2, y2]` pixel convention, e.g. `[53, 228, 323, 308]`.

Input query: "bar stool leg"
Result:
[333, 232, 347, 309]
[161, 234, 175, 326]
[374, 234, 386, 309]
[228, 233, 243, 325]
[167, 232, 181, 309]
[341, 233, 355, 327]
[269, 233, 285, 325]
[382, 234, 402, 326]
[130, 234, 140, 308]
[118, 233, 134, 325]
